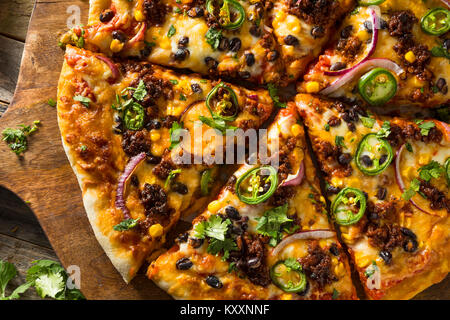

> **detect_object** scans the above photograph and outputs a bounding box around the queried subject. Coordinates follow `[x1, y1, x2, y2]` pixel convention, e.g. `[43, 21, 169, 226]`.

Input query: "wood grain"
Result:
[0, 35, 24, 103]
[0, 0, 447, 300]
[0, 0, 34, 41]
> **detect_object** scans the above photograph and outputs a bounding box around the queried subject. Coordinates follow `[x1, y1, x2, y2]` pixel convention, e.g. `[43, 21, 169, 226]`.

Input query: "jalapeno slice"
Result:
[270, 260, 307, 293]
[206, 82, 239, 122]
[355, 133, 393, 175]
[331, 187, 366, 226]
[124, 103, 145, 130]
[235, 166, 278, 204]
[201, 169, 212, 196]
[445, 157, 450, 186]
[357, 0, 386, 6]
[358, 68, 397, 106]
[421, 8, 450, 36]
[206, 0, 245, 30]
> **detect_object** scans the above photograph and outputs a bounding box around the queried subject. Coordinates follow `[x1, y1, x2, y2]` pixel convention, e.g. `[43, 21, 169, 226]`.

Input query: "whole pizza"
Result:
[56, 0, 449, 299]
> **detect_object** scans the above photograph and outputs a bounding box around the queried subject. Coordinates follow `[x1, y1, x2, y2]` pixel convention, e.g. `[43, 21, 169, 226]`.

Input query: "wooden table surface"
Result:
[0, 0, 447, 300]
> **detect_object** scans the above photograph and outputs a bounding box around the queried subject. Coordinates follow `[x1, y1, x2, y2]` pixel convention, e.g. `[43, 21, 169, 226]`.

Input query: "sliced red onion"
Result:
[438, 121, 450, 141]
[126, 22, 147, 47]
[95, 55, 120, 84]
[394, 144, 436, 216]
[280, 161, 304, 187]
[441, 0, 450, 8]
[325, 8, 379, 76]
[271, 229, 336, 256]
[247, 94, 259, 101]
[320, 58, 404, 96]
[115, 152, 146, 219]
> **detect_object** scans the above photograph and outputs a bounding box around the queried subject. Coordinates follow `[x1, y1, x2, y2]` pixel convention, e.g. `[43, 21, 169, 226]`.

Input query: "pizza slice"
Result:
[60, 0, 354, 85]
[57, 45, 274, 282]
[296, 93, 449, 299]
[148, 104, 357, 300]
[299, 0, 450, 108]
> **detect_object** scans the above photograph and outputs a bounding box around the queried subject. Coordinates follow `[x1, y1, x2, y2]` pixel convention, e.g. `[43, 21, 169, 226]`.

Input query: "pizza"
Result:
[57, 45, 274, 282]
[148, 105, 358, 299]
[296, 93, 449, 299]
[58, 0, 354, 85]
[299, 0, 450, 108]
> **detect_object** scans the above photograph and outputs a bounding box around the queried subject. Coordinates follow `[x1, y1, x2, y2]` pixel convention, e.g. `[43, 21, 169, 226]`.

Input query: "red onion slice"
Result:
[437, 120, 450, 141]
[271, 229, 336, 256]
[115, 152, 146, 219]
[394, 144, 437, 216]
[441, 0, 450, 8]
[280, 161, 304, 187]
[320, 58, 404, 96]
[324, 8, 379, 76]
[95, 55, 120, 84]
[126, 22, 147, 48]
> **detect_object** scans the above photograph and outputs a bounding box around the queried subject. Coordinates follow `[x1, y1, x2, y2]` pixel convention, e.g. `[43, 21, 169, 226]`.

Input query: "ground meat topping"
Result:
[140, 183, 172, 217]
[366, 223, 405, 252]
[419, 180, 450, 213]
[300, 241, 337, 288]
[121, 130, 150, 157]
[386, 123, 443, 147]
[388, 10, 417, 37]
[152, 158, 176, 180]
[336, 36, 362, 61]
[143, 0, 169, 26]
[289, 0, 340, 28]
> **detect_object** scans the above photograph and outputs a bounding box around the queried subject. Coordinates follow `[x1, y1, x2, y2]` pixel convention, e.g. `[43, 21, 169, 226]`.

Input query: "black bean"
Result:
[379, 250, 392, 264]
[327, 185, 341, 195]
[218, 37, 229, 51]
[368, 211, 379, 221]
[443, 39, 450, 51]
[403, 238, 418, 252]
[171, 181, 188, 194]
[436, 78, 447, 91]
[99, 9, 114, 23]
[146, 155, 161, 164]
[249, 25, 261, 37]
[329, 243, 340, 256]
[311, 26, 325, 39]
[330, 62, 347, 71]
[140, 46, 152, 57]
[187, 6, 204, 18]
[191, 83, 202, 93]
[379, 154, 388, 165]
[379, 19, 388, 30]
[268, 50, 279, 61]
[340, 25, 353, 39]
[347, 122, 356, 132]
[360, 155, 373, 167]
[400, 227, 417, 239]
[284, 35, 299, 46]
[363, 21, 373, 33]
[245, 53, 255, 66]
[174, 48, 189, 61]
[176, 257, 193, 270]
[178, 36, 189, 47]
[148, 118, 162, 130]
[112, 30, 127, 42]
[338, 153, 352, 165]
[130, 175, 139, 187]
[229, 38, 242, 52]
[188, 237, 204, 248]
[205, 275, 223, 289]
[239, 71, 251, 79]
[204, 57, 218, 69]
[176, 232, 189, 243]
[376, 187, 387, 200]
[225, 206, 241, 220]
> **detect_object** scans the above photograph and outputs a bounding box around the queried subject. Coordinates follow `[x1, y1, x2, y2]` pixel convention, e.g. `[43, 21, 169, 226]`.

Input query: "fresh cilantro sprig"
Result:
[267, 83, 287, 109]
[255, 204, 299, 247]
[377, 121, 391, 138]
[2, 121, 40, 155]
[418, 160, 444, 182]
[113, 218, 140, 231]
[205, 28, 222, 50]
[414, 120, 435, 136]
[402, 178, 420, 201]
[335, 136, 346, 148]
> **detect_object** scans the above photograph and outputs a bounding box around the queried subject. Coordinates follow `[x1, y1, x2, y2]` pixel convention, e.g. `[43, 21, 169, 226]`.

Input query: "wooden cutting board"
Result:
[0, 0, 447, 300]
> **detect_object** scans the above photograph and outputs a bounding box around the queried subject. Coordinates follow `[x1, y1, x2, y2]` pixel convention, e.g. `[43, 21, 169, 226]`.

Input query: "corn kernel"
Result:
[332, 257, 339, 266]
[208, 201, 221, 213]
[305, 81, 320, 93]
[151, 144, 164, 157]
[355, 255, 371, 268]
[134, 9, 145, 22]
[334, 262, 346, 277]
[110, 39, 124, 53]
[405, 51, 416, 63]
[356, 29, 371, 42]
[280, 293, 292, 300]
[150, 130, 161, 142]
[418, 153, 431, 166]
[149, 224, 164, 238]
[291, 124, 302, 136]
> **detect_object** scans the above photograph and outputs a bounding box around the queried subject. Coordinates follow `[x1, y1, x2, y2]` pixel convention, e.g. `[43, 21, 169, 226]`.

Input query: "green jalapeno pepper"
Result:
[236, 166, 278, 204]
[445, 157, 450, 186]
[201, 169, 212, 196]
[358, 68, 397, 106]
[124, 102, 145, 130]
[206, 82, 239, 122]
[421, 8, 450, 36]
[206, 0, 245, 30]
[357, 0, 386, 6]
[355, 133, 393, 175]
[270, 259, 307, 293]
[331, 187, 366, 226]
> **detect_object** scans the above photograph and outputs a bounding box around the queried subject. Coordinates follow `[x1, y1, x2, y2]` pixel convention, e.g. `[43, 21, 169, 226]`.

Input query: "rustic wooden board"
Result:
[0, 0, 447, 300]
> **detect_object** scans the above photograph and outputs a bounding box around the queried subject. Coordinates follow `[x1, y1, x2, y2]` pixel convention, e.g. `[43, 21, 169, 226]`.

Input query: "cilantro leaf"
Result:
[132, 80, 147, 101]
[48, 98, 57, 107]
[255, 204, 296, 246]
[418, 160, 444, 182]
[377, 121, 391, 138]
[402, 178, 420, 201]
[267, 83, 287, 108]
[169, 121, 184, 150]
[335, 136, 346, 148]
[167, 25, 176, 38]
[205, 28, 222, 50]
[113, 218, 140, 231]
[332, 288, 339, 300]
[360, 116, 375, 128]
[199, 115, 237, 134]
[405, 142, 413, 152]
[2, 121, 40, 155]
[207, 238, 237, 260]
[417, 121, 435, 136]
[73, 95, 91, 107]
